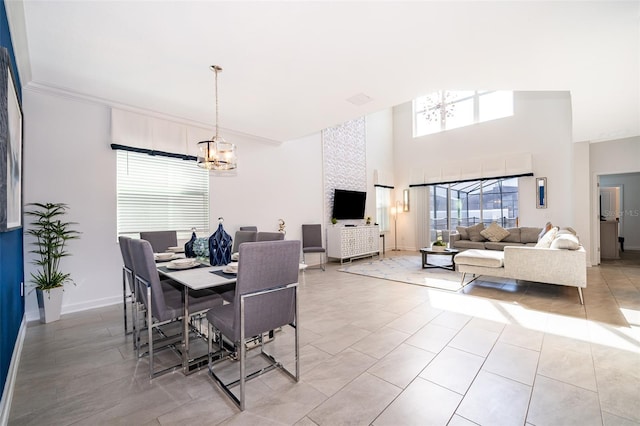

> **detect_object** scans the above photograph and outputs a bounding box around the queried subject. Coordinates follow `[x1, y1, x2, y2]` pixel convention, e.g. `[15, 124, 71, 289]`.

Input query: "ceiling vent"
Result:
[346, 93, 373, 106]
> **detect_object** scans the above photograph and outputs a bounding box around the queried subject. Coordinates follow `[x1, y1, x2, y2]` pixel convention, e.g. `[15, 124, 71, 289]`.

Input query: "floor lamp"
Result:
[392, 201, 402, 251]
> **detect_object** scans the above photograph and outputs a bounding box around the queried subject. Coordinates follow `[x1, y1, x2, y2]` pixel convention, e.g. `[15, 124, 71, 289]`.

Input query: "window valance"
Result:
[373, 169, 394, 189]
[111, 108, 212, 158]
[409, 153, 533, 187]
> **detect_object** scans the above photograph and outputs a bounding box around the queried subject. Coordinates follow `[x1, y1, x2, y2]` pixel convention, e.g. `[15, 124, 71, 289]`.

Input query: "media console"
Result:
[327, 225, 379, 263]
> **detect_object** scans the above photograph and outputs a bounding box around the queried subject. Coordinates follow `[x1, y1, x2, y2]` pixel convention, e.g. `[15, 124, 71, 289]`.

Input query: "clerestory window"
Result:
[413, 90, 514, 137]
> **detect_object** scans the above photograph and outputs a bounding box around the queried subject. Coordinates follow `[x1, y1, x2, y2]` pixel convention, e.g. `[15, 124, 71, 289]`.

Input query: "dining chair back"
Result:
[239, 226, 258, 232]
[139, 230, 178, 253]
[256, 231, 285, 242]
[231, 230, 257, 253]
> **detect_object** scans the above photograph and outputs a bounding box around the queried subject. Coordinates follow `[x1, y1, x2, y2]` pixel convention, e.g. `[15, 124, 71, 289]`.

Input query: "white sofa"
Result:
[455, 240, 587, 304]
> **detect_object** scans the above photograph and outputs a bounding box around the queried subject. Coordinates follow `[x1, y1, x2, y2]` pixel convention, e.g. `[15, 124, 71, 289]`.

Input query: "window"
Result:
[375, 186, 391, 232]
[414, 90, 513, 137]
[429, 177, 519, 241]
[116, 150, 210, 240]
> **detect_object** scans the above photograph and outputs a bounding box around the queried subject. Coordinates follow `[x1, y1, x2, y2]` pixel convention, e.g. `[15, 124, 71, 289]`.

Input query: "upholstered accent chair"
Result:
[206, 240, 301, 410]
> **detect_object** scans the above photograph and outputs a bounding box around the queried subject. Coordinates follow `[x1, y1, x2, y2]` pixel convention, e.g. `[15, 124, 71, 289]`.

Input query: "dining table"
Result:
[156, 256, 237, 375]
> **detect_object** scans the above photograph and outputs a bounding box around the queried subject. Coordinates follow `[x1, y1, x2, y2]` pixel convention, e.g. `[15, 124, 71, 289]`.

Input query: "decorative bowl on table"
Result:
[154, 252, 174, 261]
[223, 262, 238, 274]
[166, 258, 200, 270]
[431, 244, 447, 252]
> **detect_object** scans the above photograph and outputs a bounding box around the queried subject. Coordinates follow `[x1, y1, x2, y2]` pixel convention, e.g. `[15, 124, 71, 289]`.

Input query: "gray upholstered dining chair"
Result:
[302, 224, 326, 271]
[129, 238, 223, 378]
[206, 240, 301, 410]
[239, 226, 258, 232]
[139, 230, 178, 253]
[231, 230, 257, 254]
[256, 231, 285, 242]
[118, 236, 137, 339]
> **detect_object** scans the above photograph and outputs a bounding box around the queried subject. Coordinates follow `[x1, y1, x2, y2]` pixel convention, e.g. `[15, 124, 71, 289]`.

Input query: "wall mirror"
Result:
[536, 177, 547, 209]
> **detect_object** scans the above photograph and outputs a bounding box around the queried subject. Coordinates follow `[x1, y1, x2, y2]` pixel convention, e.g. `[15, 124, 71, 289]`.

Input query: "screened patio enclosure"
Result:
[429, 177, 519, 242]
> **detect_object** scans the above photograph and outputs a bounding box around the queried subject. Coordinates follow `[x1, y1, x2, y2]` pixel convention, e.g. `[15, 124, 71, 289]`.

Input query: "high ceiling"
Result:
[6, 1, 640, 144]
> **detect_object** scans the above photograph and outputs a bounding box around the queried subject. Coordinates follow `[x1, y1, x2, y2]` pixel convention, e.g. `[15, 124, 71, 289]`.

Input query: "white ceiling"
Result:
[6, 1, 640, 144]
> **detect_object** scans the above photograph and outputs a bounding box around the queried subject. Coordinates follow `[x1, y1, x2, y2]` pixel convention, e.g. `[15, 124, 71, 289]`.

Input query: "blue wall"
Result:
[0, 1, 24, 400]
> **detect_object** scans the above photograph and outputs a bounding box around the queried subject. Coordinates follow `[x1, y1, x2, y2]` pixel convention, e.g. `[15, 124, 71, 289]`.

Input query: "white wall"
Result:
[22, 88, 325, 319]
[392, 91, 576, 251]
[23, 88, 119, 318]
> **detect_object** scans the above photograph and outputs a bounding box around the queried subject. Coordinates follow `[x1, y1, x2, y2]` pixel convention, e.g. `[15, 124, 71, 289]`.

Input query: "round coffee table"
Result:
[420, 247, 459, 271]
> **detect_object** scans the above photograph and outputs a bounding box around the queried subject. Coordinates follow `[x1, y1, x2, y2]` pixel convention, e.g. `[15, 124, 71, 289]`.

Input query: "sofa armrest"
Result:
[504, 246, 586, 287]
[450, 233, 461, 242]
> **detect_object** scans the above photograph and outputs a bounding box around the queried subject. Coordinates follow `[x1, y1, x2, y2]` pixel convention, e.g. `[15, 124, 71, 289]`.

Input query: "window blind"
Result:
[116, 150, 209, 239]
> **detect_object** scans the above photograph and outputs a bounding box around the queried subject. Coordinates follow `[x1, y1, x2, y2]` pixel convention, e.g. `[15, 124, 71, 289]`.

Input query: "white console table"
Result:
[327, 225, 379, 263]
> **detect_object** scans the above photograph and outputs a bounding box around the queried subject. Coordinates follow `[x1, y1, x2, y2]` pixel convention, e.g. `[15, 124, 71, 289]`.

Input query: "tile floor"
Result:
[8, 250, 640, 425]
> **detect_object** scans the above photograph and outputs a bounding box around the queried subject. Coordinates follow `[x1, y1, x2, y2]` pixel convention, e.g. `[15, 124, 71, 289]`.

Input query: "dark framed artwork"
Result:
[536, 177, 547, 209]
[0, 49, 23, 232]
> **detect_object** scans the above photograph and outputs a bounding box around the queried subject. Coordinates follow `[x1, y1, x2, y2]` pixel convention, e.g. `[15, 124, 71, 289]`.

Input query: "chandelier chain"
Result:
[214, 66, 219, 140]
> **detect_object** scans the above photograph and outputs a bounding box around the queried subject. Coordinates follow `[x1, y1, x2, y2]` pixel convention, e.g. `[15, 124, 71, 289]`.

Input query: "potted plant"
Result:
[25, 202, 80, 323]
[432, 230, 447, 252]
[331, 217, 338, 225]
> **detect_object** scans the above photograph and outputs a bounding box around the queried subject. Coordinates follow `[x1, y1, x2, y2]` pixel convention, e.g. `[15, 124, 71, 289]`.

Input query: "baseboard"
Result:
[25, 295, 122, 322]
[0, 317, 26, 426]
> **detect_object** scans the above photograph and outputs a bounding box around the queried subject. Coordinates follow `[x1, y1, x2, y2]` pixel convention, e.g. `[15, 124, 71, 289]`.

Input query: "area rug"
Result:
[339, 255, 463, 292]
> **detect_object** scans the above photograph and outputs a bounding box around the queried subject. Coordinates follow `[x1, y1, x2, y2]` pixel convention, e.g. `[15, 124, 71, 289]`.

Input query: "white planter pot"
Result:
[431, 245, 446, 252]
[36, 287, 64, 324]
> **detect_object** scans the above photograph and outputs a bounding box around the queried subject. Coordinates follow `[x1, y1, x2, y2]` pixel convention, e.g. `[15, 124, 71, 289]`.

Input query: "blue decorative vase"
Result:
[209, 223, 232, 266]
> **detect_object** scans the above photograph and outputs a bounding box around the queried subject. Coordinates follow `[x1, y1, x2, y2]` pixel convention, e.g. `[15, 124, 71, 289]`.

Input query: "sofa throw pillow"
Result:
[467, 223, 486, 242]
[480, 222, 510, 242]
[535, 226, 559, 248]
[538, 222, 554, 241]
[550, 233, 580, 250]
[456, 226, 469, 240]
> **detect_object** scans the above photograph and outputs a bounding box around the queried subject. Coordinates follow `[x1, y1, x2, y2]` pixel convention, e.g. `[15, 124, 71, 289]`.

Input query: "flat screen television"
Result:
[332, 189, 366, 220]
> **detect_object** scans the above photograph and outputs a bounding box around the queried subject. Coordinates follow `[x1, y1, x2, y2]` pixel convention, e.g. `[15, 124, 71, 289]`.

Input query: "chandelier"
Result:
[197, 65, 237, 172]
[423, 90, 456, 123]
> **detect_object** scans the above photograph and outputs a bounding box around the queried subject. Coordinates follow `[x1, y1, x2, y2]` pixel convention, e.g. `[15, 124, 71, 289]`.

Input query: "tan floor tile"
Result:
[595, 365, 640, 422]
[448, 324, 500, 357]
[303, 347, 377, 397]
[528, 375, 602, 426]
[373, 377, 462, 426]
[368, 343, 436, 389]
[404, 322, 458, 353]
[309, 373, 401, 425]
[537, 345, 597, 391]
[456, 371, 531, 426]
[482, 342, 539, 385]
[419, 346, 484, 395]
[499, 323, 544, 351]
[350, 326, 410, 359]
